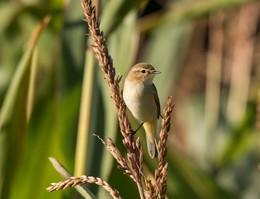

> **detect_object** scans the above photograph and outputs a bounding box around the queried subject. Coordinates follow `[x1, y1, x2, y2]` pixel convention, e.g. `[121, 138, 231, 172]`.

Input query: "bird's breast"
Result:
[123, 82, 157, 122]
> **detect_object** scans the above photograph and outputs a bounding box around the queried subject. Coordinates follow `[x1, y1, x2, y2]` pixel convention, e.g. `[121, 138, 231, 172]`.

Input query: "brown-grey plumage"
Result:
[151, 83, 161, 119]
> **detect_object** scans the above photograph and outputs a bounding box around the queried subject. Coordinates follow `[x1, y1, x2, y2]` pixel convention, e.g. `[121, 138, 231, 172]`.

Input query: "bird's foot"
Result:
[130, 129, 137, 136]
[129, 122, 144, 136]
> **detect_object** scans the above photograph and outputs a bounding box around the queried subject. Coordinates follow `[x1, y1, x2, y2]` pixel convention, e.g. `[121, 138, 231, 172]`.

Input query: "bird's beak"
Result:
[151, 70, 161, 74]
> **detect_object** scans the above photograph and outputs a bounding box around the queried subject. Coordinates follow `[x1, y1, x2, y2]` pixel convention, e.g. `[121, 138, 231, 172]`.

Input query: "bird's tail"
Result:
[146, 137, 158, 158]
[143, 121, 158, 158]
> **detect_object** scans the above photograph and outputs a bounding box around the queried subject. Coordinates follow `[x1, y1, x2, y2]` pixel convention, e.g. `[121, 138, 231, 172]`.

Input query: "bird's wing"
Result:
[152, 83, 161, 119]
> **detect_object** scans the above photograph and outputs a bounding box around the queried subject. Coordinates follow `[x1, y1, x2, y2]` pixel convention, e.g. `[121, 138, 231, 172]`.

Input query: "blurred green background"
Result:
[0, 0, 260, 198]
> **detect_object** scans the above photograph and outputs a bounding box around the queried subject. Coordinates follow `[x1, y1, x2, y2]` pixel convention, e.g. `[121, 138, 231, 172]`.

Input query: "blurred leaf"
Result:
[219, 102, 257, 167]
[101, 0, 143, 37]
[166, 151, 237, 199]
[141, 22, 191, 106]
[8, 61, 82, 199]
[138, 0, 258, 33]
[0, 16, 51, 198]
[62, 0, 86, 90]
[9, 98, 64, 199]
[49, 157, 96, 199]
[0, 2, 22, 37]
[62, 0, 93, 180]
[74, 51, 96, 176]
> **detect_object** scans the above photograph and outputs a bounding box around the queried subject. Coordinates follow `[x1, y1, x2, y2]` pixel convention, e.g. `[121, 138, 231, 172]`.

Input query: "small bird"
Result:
[123, 63, 161, 158]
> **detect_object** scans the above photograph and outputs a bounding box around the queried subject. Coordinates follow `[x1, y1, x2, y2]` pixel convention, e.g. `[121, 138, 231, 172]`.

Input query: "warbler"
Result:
[123, 63, 161, 158]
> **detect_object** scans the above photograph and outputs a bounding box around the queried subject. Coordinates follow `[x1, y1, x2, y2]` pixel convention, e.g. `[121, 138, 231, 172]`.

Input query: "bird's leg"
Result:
[130, 122, 144, 136]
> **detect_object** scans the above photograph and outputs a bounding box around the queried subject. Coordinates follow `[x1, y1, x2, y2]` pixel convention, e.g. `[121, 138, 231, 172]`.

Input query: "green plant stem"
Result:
[74, 50, 95, 176]
[27, 48, 38, 122]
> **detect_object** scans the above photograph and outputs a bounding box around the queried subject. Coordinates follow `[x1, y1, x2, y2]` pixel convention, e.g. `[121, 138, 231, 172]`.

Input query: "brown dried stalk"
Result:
[144, 179, 156, 199]
[47, 175, 121, 199]
[155, 97, 174, 198]
[81, 0, 145, 197]
[135, 138, 143, 174]
[105, 137, 135, 181]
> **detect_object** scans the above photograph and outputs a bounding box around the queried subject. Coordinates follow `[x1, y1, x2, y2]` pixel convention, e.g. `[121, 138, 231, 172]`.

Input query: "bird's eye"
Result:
[141, 70, 146, 73]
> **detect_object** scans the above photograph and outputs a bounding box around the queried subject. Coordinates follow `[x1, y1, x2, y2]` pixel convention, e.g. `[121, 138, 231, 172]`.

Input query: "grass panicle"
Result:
[47, 175, 121, 199]
[81, 0, 145, 197]
[155, 97, 174, 198]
